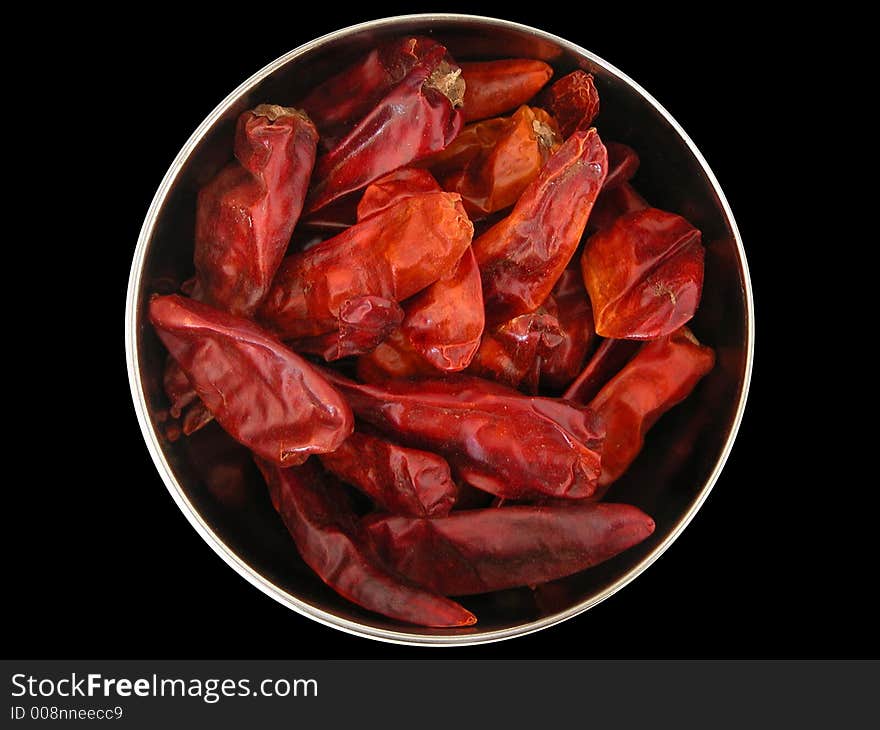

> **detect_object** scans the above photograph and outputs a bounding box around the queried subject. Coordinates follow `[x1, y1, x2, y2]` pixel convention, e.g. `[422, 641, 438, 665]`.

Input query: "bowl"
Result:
[125, 13, 754, 645]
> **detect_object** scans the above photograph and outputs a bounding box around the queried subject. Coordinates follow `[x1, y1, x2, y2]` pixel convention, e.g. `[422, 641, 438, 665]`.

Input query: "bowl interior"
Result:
[129, 15, 751, 644]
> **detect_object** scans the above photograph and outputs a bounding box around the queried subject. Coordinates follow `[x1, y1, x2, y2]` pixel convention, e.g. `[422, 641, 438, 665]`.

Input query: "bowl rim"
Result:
[125, 12, 755, 646]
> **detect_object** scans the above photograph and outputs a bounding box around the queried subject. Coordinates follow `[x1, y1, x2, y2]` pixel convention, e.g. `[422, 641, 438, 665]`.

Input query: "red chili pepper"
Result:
[540, 266, 597, 391]
[320, 370, 604, 501]
[301, 36, 445, 151]
[473, 128, 608, 326]
[194, 105, 318, 317]
[356, 328, 438, 382]
[306, 49, 464, 213]
[582, 207, 705, 339]
[259, 191, 473, 340]
[459, 59, 553, 122]
[149, 294, 353, 466]
[603, 142, 640, 190]
[563, 337, 642, 405]
[356, 168, 442, 219]
[363, 502, 655, 595]
[587, 182, 650, 234]
[318, 431, 457, 517]
[541, 70, 600, 138]
[439, 105, 561, 218]
[257, 459, 475, 627]
[589, 327, 714, 486]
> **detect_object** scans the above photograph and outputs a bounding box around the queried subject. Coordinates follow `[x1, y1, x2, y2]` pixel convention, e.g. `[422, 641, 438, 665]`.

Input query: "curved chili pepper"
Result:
[589, 327, 715, 486]
[540, 266, 596, 391]
[356, 329, 437, 382]
[423, 117, 508, 176]
[306, 49, 465, 213]
[440, 105, 561, 218]
[603, 142, 640, 190]
[318, 431, 457, 517]
[587, 182, 650, 234]
[257, 459, 475, 627]
[259, 191, 473, 340]
[460, 59, 553, 122]
[320, 370, 604, 501]
[582, 207, 705, 339]
[541, 70, 600, 138]
[363, 502, 655, 595]
[194, 105, 318, 317]
[563, 337, 642, 405]
[473, 128, 608, 326]
[149, 294, 353, 466]
[356, 168, 442, 220]
[301, 36, 445, 151]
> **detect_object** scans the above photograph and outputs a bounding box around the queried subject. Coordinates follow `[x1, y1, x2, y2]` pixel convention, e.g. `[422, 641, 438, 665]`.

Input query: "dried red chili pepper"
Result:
[259, 191, 473, 340]
[257, 459, 475, 627]
[422, 117, 508, 176]
[589, 327, 714, 486]
[301, 36, 445, 151]
[194, 105, 318, 317]
[563, 337, 642, 405]
[540, 266, 596, 391]
[364, 502, 655, 595]
[356, 167, 442, 219]
[603, 142, 640, 190]
[318, 431, 457, 517]
[356, 328, 438, 382]
[439, 105, 561, 217]
[582, 207, 705, 339]
[320, 370, 604, 500]
[473, 128, 608, 326]
[459, 59, 553, 122]
[306, 48, 465, 213]
[587, 182, 650, 234]
[541, 70, 600, 138]
[149, 294, 353, 466]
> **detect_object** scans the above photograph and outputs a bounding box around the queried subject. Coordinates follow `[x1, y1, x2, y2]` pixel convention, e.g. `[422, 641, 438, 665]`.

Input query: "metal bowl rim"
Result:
[125, 12, 755, 647]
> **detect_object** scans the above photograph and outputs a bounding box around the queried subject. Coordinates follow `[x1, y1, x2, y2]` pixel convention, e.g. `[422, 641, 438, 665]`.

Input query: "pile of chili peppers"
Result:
[149, 37, 715, 628]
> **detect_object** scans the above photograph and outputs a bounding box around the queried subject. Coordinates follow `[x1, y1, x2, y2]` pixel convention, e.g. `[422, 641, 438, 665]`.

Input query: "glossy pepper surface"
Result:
[540, 266, 596, 390]
[459, 59, 553, 122]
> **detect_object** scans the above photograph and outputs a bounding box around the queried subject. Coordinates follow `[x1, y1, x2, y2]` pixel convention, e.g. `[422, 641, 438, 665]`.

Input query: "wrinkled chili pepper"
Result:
[541, 70, 600, 138]
[582, 207, 705, 339]
[589, 327, 715, 486]
[587, 182, 650, 234]
[306, 46, 465, 213]
[563, 337, 642, 405]
[356, 167, 442, 219]
[356, 328, 438, 382]
[473, 128, 608, 326]
[259, 191, 473, 340]
[320, 370, 604, 500]
[540, 266, 597, 391]
[150, 294, 353, 466]
[603, 142, 640, 190]
[318, 431, 457, 517]
[257, 459, 475, 627]
[301, 36, 445, 151]
[459, 59, 553, 122]
[364, 502, 655, 595]
[439, 105, 561, 217]
[194, 105, 318, 317]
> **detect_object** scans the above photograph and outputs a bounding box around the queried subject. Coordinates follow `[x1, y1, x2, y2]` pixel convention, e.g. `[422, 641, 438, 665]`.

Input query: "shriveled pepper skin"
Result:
[318, 432, 457, 517]
[587, 182, 649, 234]
[306, 48, 465, 213]
[473, 128, 608, 325]
[320, 371, 604, 500]
[364, 502, 655, 595]
[259, 192, 474, 340]
[541, 70, 600, 138]
[540, 267, 596, 390]
[149, 295, 353, 466]
[563, 337, 642, 405]
[356, 168, 442, 220]
[582, 208, 705, 339]
[257, 460, 475, 627]
[589, 327, 715, 485]
[194, 105, 318, 317]
[603, 142, 640, 190]
[460, 59, 553, 122]
[357, 328, 438, 382]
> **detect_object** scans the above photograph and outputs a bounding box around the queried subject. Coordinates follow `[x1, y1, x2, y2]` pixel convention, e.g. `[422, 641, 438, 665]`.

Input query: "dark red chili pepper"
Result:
[563, 337, 642, 405]
[259, 191, 474, 340]
[194, 105, 317, 317]
[589, 327, 714, 486]
[306, 49, 465, 213]
[473, 128, 608, 326]
[300, 36, 445, 151]
[540, 70, 600, 138]
[356, 328, 438, 382]
[356, 167, 442, 219]
[320, 370, 604, 501]
[587, 182, 650, 234]
[459, 59, 553, 122]
[318, 431, 457, 517]
[149, 294, 353, 466]
[257, 459, 475, 627]
[363, 502, 655, 595]
[603, 142, 640, 190]
[582, 207, 705, 339]
[540, 266, 596, 391]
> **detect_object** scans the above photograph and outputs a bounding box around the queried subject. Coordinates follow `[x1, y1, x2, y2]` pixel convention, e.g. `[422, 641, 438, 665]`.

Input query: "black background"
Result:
[14, 5, 864, 659]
